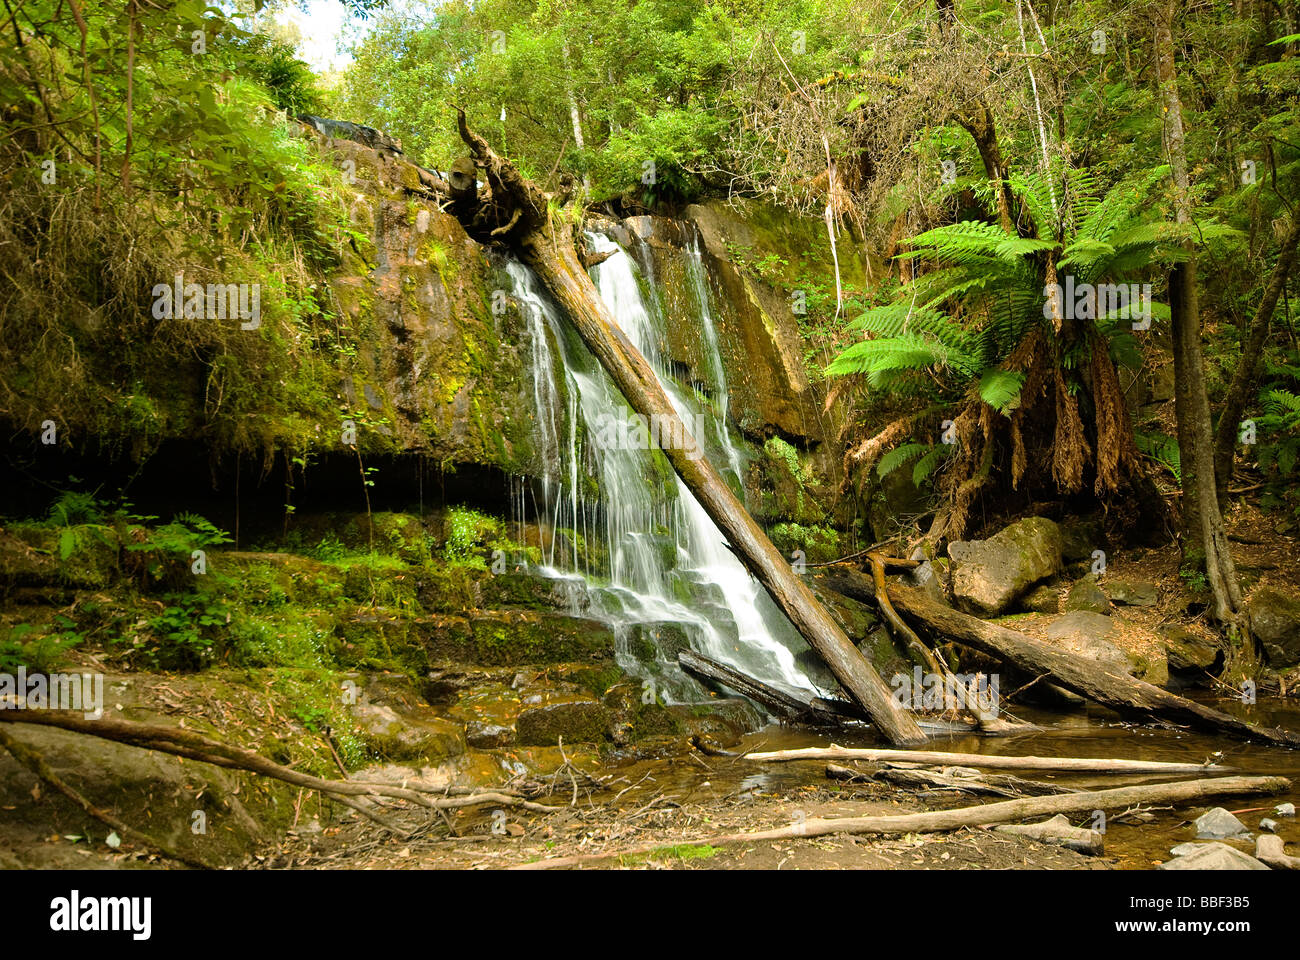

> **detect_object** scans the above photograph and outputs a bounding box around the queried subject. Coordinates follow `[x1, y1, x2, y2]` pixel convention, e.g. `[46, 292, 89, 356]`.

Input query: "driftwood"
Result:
[746, 743, 1226, 773]
[994, 814, 1104, 855]
[445, 109, 925, 746]
[826, 761, 1075, 797]
[510, 775, 1290, 869]
[0, 711, 555, 839]
[819, 566, 1300, 748]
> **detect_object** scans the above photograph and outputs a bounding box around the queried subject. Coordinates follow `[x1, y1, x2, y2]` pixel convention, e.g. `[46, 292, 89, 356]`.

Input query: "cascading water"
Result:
[506, 230, 815, 703]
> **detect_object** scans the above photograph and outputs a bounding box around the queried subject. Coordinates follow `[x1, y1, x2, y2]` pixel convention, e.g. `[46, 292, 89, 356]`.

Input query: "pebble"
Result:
[1276, 802, 1296, 818]
[1260, 818, 1279, 833]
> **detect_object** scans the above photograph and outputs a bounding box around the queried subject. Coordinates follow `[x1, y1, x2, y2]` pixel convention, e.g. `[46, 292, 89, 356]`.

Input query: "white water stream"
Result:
[506, 231, 813, 701]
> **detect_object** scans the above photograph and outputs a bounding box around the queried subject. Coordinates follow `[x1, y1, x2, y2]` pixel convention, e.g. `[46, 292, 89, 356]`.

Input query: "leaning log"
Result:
[446, 109, 925, 746]
[820, 566, 1300, 748]
[745, 744, 1224, 773]
[511, 775, 1290, 869]
[679, 649, 835, 723]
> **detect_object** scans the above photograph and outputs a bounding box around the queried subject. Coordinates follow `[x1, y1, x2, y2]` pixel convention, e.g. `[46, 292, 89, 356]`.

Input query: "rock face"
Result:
[1245, 587, 1300, 667]
[947, 517, 1063, 615]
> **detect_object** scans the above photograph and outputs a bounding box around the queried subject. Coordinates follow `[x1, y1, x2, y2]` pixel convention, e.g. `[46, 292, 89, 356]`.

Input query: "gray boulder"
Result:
[1195, 806, 1250, 839]
[948, 517, 1063, 615]
[1159, 842, 1270, 870]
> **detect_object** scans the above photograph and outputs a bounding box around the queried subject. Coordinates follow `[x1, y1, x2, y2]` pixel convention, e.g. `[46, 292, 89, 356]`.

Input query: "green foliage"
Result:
[443, 506, 507, 569]
[1253, 353, 1300, 487]
[0, 622, 81, 673]
[826, 169, 1208, 414]
[0, 0, 377, 465]
[139, 592, 232, 671]
[1135, 431, 1182, 483]
[218, 33, 324, 115]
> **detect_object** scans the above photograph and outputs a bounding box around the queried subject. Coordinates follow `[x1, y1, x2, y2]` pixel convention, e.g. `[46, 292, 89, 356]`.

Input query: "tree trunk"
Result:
[1154, 3, 1249, 653]
[1213, 211, 1300, 507]
[746, 745, 1224, 773]
[447, 109, 927, 746]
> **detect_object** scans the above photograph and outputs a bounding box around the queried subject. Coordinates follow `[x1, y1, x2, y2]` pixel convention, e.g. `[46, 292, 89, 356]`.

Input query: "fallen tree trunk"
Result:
[447, 109, 924, 746]
[746, 744, 1224, 773]
[819, 566, 1300, 748]
[826, 761, 1076, 797]
[510, 775, 1290, 868]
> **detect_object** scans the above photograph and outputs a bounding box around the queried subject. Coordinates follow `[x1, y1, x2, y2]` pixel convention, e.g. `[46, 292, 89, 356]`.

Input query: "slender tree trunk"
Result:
[1154, 3, 1248, 659]
[561, 40, 591, 194]
[1213, 211, 1300, 506]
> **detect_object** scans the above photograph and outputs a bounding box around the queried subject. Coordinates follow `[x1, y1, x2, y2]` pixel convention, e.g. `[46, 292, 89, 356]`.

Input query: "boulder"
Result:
[1158, 842, 1269, 870]
[1157, 624, 1222, 673]
[1245, 587, 1300, 667]
[351, 702, 466, 761]
[1044, 612, 1130, 673]
[1194, 806, 1250, 839]
[947, 517, 1063, 615]
[1107, 577, 1158, 607]
[515, 693, 609, 746]
[1058, 517, 1105, 565]
[908, 559, 951, 607]
[1019, 582, 1061, 614]
[1064, 577, 1111, 614]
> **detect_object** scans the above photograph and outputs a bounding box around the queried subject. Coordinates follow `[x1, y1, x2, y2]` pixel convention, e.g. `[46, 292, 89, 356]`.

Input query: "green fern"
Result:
[1135, 431, 1182, 482]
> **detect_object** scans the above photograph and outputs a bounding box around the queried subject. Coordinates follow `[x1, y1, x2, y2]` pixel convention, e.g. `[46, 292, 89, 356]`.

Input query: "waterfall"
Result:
[506, 231, 813, 702]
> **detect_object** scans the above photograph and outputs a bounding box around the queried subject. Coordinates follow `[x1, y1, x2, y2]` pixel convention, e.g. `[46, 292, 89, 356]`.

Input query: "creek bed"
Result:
[600, 696, 1300, 869]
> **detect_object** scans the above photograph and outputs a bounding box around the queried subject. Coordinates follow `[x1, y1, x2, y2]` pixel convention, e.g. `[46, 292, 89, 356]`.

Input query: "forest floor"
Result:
[263, 779, 1110, 871]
